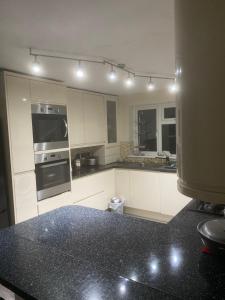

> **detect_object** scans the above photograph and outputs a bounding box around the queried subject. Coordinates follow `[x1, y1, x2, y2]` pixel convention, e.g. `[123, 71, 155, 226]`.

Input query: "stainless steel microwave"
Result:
[31, 104, 69, 151]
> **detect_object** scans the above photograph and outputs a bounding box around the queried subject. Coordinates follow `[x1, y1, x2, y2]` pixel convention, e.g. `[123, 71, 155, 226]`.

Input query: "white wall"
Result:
[118, 89, 176, 143]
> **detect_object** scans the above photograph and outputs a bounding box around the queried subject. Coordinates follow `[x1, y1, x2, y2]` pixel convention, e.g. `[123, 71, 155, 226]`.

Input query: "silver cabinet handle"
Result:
[63, 119, 68, 138]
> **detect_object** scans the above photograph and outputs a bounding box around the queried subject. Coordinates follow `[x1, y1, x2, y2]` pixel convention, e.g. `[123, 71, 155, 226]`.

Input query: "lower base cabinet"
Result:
[14, 171, 38, 223]
[37, 168, 191, 217]
[71, 169, 115, 210]
[115, 169, 191, 216]
[74, 191, 108, 210]
[37, 191, 72, 215]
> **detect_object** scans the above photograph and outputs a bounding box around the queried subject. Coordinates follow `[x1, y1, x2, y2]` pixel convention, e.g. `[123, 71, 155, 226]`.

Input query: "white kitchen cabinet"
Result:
[84, 92, 105, 145]
[159, 173, 191, 216]
[115, 169, 131, 205]
[30, 80, 66, 104]
[67, 89, 85, 147]
[74, 191, 108, 210]
[130, 171, 161, 213]
[38, 191, 72, 215]
[14, 171, 38, 223]
[71, 170, 115, 210]
[6, 75, 35, 173]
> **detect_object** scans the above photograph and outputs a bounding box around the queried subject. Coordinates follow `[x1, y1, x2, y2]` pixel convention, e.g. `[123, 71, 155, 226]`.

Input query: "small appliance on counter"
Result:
[34, 150, 71, 201]
[32, 103, 69, 151]
[197, 219, 225, 255]
[86, 156, 98, 167]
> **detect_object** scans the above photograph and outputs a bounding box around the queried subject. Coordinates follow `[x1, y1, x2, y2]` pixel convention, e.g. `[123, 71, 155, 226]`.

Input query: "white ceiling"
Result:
[0, 0, 175, 95]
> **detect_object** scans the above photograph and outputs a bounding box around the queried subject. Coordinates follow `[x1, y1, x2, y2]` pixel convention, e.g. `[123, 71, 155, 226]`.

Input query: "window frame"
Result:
[134, 102, 176, 158]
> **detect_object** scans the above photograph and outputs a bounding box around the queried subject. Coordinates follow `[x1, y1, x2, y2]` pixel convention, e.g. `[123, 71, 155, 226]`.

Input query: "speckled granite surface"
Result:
[72, 161, 176, 179]
[0, 200, 225, 299]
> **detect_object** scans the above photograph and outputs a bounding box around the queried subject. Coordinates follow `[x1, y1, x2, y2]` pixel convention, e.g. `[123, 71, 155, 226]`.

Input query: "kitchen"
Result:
[0, 0, 225, 299]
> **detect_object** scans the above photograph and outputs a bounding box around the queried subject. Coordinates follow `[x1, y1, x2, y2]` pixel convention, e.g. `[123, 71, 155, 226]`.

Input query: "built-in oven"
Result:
[35, 151, 71, 201]
[32, 103, 69, 151]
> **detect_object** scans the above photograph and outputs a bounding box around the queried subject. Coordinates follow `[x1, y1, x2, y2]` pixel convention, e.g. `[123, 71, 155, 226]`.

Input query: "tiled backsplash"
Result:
[120, 141, 166, 165]
[120, 141, 134, 160]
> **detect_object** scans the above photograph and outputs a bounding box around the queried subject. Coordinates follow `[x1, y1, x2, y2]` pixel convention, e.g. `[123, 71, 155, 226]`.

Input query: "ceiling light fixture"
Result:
[29, 48, 176, 91]
[125, 73, 134, 87]
[31, 55, 42, 74]
[108, 65, 117, 82]
[168, 79, 179, 93]
[147, 77, 155, 91]
[76, 61, 85, 79]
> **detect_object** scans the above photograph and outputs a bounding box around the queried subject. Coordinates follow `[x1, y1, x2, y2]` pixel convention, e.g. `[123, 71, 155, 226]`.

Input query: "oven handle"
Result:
[40, 161, 67, 169]
[63, 119, 68, 138]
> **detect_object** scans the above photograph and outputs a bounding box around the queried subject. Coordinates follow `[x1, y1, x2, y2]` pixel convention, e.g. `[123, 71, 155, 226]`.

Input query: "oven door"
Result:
[35, 159, 71, 201]
[32, 111, 69, 151]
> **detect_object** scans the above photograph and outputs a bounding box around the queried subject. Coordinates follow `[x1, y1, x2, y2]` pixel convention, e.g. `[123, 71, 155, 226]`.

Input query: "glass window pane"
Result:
[162, 124, 176, 154]
[138, 109, 157, 151]
[164, 107, 176, 119]
[107, 101, 117, 143]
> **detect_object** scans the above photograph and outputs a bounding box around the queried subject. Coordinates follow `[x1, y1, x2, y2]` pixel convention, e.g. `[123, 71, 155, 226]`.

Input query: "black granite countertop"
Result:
[0, 200, 224, 299]
[72, 161, 176, 179]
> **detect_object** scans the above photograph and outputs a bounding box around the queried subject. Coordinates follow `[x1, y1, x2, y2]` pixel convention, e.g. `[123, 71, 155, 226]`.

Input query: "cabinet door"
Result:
[14, 171, 38, 223]
[84, 93, 105, 144]
[30, 80, 66, 104]
[159, 173, 191, 216]
[67, 89, 85, 146]
[115, 170, 130, 206]
[130, 171, 161, 213]
[6, 76, 35, 173]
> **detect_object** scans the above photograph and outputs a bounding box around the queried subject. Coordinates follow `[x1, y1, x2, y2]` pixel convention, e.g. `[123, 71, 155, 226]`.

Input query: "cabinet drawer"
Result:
[38, 191, 72, 215]
[71, 172, 104, 203]
[74, 191, 108, 210]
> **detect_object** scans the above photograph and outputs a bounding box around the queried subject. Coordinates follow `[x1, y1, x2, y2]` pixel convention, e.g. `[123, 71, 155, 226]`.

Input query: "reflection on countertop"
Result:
[72, 161, 176, 179]
[0, 200, 224, 299]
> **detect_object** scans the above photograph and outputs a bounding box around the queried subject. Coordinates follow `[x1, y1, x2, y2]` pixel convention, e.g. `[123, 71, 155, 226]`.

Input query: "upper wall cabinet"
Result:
[83, 92, 106, 145]
[30, 80, 66, 105]
[67, 89, 85, 147]
[5, 75, 35, 173]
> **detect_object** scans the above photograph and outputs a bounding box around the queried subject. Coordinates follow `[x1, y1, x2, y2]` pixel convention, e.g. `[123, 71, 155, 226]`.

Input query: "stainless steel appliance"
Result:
[35, 151, 71, 201]
[32, 104, 69, 151]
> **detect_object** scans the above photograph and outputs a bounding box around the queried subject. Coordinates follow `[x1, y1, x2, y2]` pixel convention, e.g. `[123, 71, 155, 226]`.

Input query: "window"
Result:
[107, 100, 117, 143]
[135, 104, 176, 156]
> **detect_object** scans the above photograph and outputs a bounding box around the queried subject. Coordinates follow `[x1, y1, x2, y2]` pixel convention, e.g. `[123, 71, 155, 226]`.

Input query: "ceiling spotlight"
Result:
[108, 65, 117, 82]
[76, 61, 85, 79]
[32, 56, 42, 74]
[125, 73, 134, 87]
[168, 79, 179, 93]
[147, 77, 155, 91]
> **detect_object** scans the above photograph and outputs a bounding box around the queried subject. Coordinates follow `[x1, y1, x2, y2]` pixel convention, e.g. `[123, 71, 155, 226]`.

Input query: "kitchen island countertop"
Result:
[0, 200, 224, 299]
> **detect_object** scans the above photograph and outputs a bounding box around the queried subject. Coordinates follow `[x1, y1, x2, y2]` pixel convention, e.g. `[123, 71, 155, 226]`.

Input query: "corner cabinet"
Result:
[115, 169, 191, 216]
[5, 75, 35, 173]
